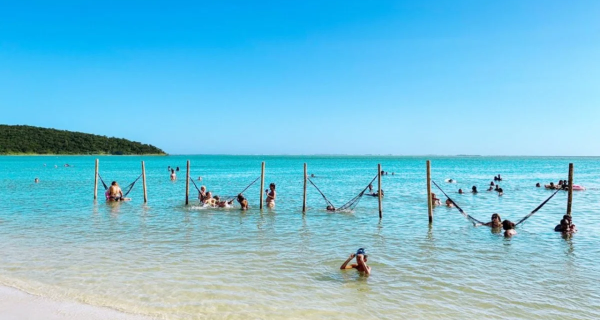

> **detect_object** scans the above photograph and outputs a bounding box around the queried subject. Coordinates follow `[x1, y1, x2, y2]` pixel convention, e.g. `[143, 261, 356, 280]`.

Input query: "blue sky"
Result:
[1, 1, 599, 155]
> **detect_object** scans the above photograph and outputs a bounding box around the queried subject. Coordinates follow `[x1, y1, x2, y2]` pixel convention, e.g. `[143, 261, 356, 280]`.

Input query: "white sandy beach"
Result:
[0, 285, 154, 320]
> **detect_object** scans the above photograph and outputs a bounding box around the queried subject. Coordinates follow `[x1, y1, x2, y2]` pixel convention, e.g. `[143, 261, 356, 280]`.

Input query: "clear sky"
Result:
[1, 1, 599, 155]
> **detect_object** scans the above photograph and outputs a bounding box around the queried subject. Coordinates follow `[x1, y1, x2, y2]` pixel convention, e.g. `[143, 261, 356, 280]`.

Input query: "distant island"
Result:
[0, 125, 166, 155]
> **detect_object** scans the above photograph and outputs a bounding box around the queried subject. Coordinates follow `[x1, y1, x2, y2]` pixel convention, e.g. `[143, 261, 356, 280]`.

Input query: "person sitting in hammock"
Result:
[107, 181, 131, 202]
[340, 248, 371, 275]
[326, 205, 336, 212]
[198, 186, 207, 203]
[545, 182, 556, 189]
[203, 191, 216, 206]
[237, 194, 249, 210]
[214, 196, 234, 208]
[482, 213, 503, 228]
[502, 220, 516, 237]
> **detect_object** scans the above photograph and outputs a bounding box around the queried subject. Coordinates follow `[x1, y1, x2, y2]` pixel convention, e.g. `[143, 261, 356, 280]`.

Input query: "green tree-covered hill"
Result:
[0, 125, 166, 155]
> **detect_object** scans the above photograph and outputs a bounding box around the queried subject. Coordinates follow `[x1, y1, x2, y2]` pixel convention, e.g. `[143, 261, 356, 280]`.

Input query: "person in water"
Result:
[198, 186, 207, 202]
[368, 184, 373, 192]
[445, 198, 454, 207]
[326, 205, 336, 212]
[237, 194, 249, 210]
[458, 189, 464, 194]
[34, 178, 39, 183]
[214, 196, 234, 208]
[472, 186, 478, 193]
[107, 181, 130, 201]
[536, 183, 541, 187]
[431, 193, 441, 205]
[340, 248, 371, 275]
[203, 191, 215, 206]
[497, 188, 504, 196]
[502, 220, 516, 237]
[176, 166, 180, 172]
[170, 169, 176, 181]
[371, 189, 384, 197]
[555, 215, 577, 233]
[266, 183, 276, 208]
[545, 182, 555, 189]
[487, 185, 494, 191]
[483, 213, 503, 228]
[490, 181, 495, 186]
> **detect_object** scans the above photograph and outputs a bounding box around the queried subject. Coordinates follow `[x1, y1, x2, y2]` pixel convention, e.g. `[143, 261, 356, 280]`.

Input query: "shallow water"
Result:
[1, 155, 599, 319]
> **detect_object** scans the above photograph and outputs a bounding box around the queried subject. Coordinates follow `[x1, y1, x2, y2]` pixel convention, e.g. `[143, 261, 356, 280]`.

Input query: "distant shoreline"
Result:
[0, 153, 168, 156]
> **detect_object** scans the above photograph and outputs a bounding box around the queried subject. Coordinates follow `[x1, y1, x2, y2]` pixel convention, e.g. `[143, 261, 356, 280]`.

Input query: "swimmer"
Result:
[487, 186, 493, 191]
[311, 174, 315, 178]
[237, 194, 249, 210]
[536, 183, 541, 187]
[458, 189, 464, 194]
[381, 170, 385, 176]
[168, 166, 171, 171]
[326, 205, 336, 212]
[198, 186, 207, 202]
[472, 186, 478, 193]
[448, 179, 454, 183]
[483, 213, 503, 228]
[170, 169, 176, 181]
[497, 188, 503, 196]
[490, 181, 495, 186]
[545, 182, 555, 190]
[497, 174, 502, 181]
[502, 220, 516, 237]
[340, 248, 371, 275]
[445, 198, 454, 207]
[198, 176, 202, 181]
[266, 183, 276, 208]
[34, 178, 39, 183]
[176, 166, 180, 172]
[431, 193, 441, 205]
[495, 185, 500, 192]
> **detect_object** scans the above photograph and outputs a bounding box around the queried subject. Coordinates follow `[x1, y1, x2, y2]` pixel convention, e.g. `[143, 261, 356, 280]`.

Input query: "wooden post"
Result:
[260, 162, 265, 209]
[142, 161, 147, 203]
[427, 160, 433, 224]
[378, 164, 382, 219]
[303, 163, 307, 213]
[567, 163, 574, 216]
[94, 158, 99, 200]
[185, 160, 190, 205]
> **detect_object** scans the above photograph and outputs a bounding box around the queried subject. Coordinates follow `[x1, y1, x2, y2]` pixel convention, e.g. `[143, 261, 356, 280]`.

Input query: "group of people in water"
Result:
[194, 182, 276, 209]
[540, 180, 570, 190]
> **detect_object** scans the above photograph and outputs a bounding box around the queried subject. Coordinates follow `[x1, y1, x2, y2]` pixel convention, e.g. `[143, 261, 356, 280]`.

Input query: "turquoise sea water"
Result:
[1, 155, 599, 319]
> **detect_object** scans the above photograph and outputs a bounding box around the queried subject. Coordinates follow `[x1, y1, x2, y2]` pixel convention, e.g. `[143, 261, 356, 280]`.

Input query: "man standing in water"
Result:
[340, 248, 371, 275]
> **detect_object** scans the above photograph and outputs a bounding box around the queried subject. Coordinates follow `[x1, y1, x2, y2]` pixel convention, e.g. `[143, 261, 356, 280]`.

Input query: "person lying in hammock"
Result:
[326, 205, 336, 212]
[213, 196, 234, 208]
[107, 181, 131, 202]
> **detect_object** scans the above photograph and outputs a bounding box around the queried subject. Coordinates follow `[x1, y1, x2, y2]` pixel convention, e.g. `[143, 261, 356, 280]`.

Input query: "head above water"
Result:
[472, 186, 477, 191]
[111, 181, 118, 186]
[200, 186, 206, 191]
[491, 213, 502, 222]
[502, 220, 515, 230]
[237, 194, 246, 202]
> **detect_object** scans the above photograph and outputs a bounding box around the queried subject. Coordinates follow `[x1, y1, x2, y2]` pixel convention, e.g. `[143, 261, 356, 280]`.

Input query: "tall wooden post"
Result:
[142, 161, 147, 203]
[378, 164, 382, 219]
[303, 163, 307, 213]
[94, 158, 99, 200]
[567, 163, 574, 216]
[185, 160, 190, 205]
[427, 160, 433, 224]
[260, 162, 265, 209]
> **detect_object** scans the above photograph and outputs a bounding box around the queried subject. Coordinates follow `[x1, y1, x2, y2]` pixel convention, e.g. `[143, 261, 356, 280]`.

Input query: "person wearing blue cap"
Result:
[340, 248, 371, 275]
